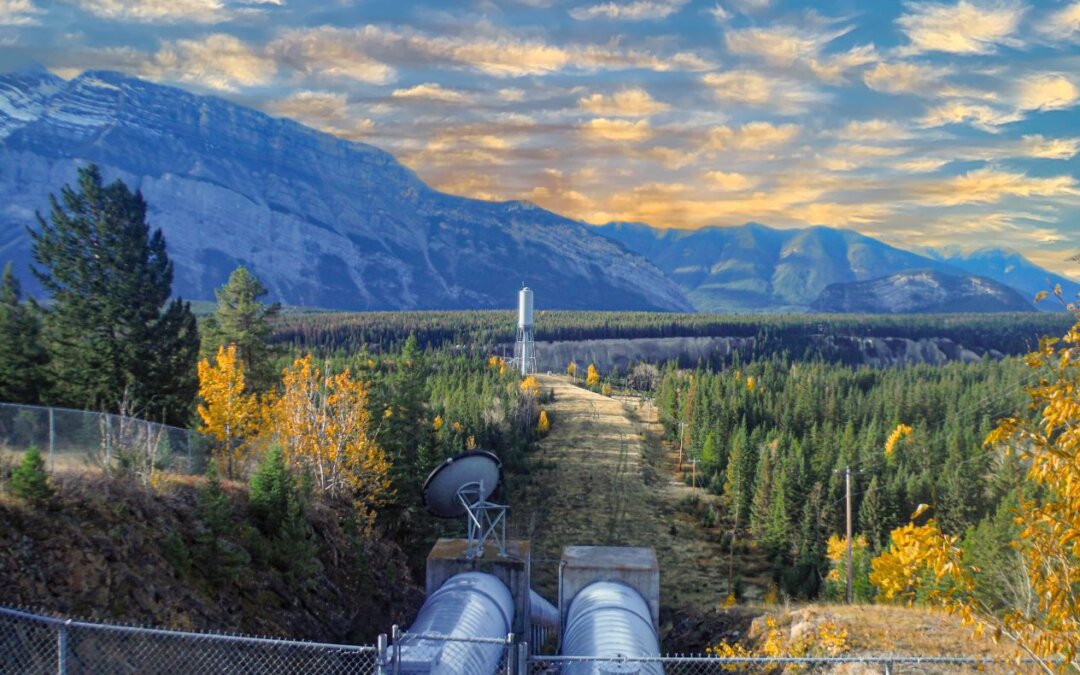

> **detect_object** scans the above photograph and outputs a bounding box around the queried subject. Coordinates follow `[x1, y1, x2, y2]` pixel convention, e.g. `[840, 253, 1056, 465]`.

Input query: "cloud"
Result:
[896, 158, 951, 172]
[569, 0, 689, 21]
[704, 170, 757, 190]
[0, 0, 40, 25]
[580, 117, 654, 141]
[267, 91, 374, 139]
[863, 60, 948, 94]
[707, 121, 800, 150]
[1037, 2, 1080, 41]
[920, 100, 1022, 131]
[578, 87, 669, 116]
[498, 88, 525, 102]
[724, 20, 876, 83]
[269, 27, 396, 84]
[791, 202, 894, 226]
[701, 70, 825, 114]
[147, 33, 276, 91]
[915, 167, 1077, 205]
[68, 0, 249, 24]
[896, 0, 1026, 55]
[269, 24, 712, 80]
[1020, 134, 1080, 159]
[391, 82, 470, 103]
[834, 119, 913, 141]
[1015, 73, 1079, 111]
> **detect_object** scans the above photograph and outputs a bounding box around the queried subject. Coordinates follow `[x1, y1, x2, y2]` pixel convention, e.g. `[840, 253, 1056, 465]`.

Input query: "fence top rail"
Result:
[400, 631, 513, 645]
[0, 401, 201, 438]
[0, 606, 374, 653]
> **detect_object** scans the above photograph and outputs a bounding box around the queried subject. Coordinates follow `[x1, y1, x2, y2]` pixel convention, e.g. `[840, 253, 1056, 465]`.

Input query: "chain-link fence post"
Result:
[883, 661, 892, 674]
[391, 624, 401, 675]
[376, 633, 388, 675]
[516, 641, 529, 675]
[48, 407, 55, 472]
[503, 633, 515, 675]
[56, 619, 70, 675]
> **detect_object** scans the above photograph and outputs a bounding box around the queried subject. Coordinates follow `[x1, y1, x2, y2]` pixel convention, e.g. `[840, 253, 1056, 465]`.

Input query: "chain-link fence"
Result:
[525, 654, 1034, 674]
[0, 606, 379, 675]
[2, 606, 1051, 675]
[0, 402, 211, 479]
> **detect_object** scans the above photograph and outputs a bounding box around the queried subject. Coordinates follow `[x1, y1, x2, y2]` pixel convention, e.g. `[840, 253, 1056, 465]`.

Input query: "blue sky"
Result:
[2, 0, 1078, 275]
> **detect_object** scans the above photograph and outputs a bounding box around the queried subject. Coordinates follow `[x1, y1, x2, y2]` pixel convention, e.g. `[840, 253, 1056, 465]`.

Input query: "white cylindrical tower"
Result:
[511, 286, 537, 376]
[518, 287, 534, 328]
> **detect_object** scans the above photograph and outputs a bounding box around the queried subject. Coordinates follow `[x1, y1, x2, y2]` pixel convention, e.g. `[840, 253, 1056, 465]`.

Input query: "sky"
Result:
[1, 0, 1078, 276]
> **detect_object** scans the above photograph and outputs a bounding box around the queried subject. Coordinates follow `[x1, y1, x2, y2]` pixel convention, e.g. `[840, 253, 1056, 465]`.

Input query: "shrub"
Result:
[11, 446, 53, 503]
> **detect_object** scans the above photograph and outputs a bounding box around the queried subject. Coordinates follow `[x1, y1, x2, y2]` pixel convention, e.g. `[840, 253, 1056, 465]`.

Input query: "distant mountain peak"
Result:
[811, 269, 1036, 314]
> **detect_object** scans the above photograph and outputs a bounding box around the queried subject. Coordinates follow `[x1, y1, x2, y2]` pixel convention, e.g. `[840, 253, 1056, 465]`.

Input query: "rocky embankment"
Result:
[0, 474, 422, 642]
[519, 335, 1001, 373]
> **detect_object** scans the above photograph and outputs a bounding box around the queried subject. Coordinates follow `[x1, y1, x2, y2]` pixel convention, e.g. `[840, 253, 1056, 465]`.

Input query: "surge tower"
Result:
[512, 286, 536, 376]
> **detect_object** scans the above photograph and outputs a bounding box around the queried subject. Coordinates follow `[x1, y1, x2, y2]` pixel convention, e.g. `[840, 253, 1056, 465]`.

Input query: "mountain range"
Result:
[0, 67, 690, 312]
[0, 67, 1076, 314]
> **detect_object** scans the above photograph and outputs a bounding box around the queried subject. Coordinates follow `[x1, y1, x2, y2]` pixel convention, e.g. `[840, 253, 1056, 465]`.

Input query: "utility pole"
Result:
[691, 458, 697, 498]
[845, 466, 853, 604]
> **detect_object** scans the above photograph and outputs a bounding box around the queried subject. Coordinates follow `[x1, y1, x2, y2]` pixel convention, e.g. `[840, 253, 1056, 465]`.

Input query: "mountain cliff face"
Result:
[923, 247, 1079, 308]
[594, 222, 961, 312]
[0, 68, 692, 312]
[810, 270, 1036, 314]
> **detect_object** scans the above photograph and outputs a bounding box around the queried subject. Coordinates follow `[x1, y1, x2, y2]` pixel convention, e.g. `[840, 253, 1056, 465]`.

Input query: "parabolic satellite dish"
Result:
[422, 450, 503, 519]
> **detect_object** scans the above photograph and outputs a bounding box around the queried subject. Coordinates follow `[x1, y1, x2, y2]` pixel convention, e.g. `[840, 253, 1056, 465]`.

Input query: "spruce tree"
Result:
[0, 263, 47, 404]
[29, 164, 198, 425]
[200, 267, 279, 392]
[11, 446, 53, 503]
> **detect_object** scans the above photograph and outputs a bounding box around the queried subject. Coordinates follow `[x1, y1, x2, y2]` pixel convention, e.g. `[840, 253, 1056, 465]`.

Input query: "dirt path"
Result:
[509, 374, 770, 615]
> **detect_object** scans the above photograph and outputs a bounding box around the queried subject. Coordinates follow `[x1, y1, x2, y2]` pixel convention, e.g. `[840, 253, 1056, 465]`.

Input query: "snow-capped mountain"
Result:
[0, 68, 692, 312]
[810, 270, 1036, 314]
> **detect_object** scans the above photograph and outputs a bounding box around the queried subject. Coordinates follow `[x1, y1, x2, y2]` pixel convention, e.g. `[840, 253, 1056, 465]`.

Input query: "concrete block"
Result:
[559, 546, 659, 631]
[426, 538, 532, 638]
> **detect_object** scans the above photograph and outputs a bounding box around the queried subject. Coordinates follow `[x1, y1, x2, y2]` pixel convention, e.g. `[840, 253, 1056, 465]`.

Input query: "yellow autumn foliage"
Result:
[586, 363, 600, 386]
[197, 344, 260, 478]
[567, 361, 577, 379]
[869, 310, 1080, 670]
[884, 423, 913, 457]
[520, 375, 540, 397]
[537, 409, 550, 434]
[268, 354, 390, 523]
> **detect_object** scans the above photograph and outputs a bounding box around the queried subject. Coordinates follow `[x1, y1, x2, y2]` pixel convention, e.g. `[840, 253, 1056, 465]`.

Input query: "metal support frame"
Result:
[457, 480, 508, 558]
[510, 325, 536, 376]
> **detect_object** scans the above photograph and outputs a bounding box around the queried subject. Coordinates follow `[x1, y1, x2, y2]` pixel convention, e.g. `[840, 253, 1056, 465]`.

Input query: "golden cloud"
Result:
[704, 170, 758, 191]
[919, 100, 1021, 131]
[71, 0, 233, 23]
[267, 90, 373, 139]
[578, 87, 670, 116]
[863, 60, 948, 94]
[1015, 73, 1079, 111]
[269, 27, 396, 84]
[708, 121, 801, 150]
[897, 0, 1026, 54]
[1037, 2, 1080, 41]
[580, 117, 654, 141]
[702, 70, 825, 113]
[916, 168, 1077, 205]
[147, 33, 276, 91]
[391, 82, 470, 102]
[569, 0, 689, 20]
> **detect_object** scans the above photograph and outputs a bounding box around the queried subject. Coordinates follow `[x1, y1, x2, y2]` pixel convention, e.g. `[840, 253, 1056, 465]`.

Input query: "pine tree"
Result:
[29, 164, 198, 425]
[11, 446, 53, 503]
[200, 267, 279, 392]
[249, 445, 293, 536]
[194, 459, 248, 584]
[0, 263, 47, 404]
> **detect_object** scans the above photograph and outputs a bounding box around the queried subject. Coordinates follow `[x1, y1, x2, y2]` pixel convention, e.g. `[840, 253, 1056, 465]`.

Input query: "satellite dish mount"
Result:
[458, 479, 508, 558]
[422, 450, 509, 559]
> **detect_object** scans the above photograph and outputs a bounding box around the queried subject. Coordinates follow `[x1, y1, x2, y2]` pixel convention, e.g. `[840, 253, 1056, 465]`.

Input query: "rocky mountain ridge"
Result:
[810, 269, 1036, 314]
[0, 68, 691, 312]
